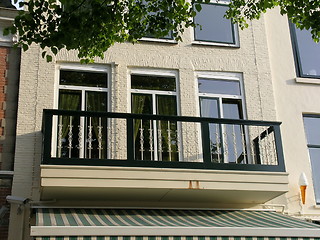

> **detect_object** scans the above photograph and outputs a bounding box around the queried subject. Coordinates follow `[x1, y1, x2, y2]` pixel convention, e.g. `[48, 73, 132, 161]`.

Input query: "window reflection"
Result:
[194, 3, 235, 44]
[292, 26, 320, 78]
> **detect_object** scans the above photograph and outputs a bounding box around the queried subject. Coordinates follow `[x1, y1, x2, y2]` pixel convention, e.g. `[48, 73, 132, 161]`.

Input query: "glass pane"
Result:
[200, 98, 219, 118]
[223, 100, 245, 163]
[86, 92, 108, 112]
[198, 78, 241, 95]
[60, 70, 107, 87]
[200, 98, 222, 163]
[85, 92, 108, 159]
[132, 94, 153, 160]
[194, 4, 235, 44]
[139, 0, 174, 40]
[58, 90, 81, 158]
[308, 148, 320, 204]
[59, 89, 81, 110]
[294, 27, 320, 77]
[303, 116, 320, 145]
[157, 95, 177, 116]
[131, 75, 176, 91]
[157, 95, 178, 161]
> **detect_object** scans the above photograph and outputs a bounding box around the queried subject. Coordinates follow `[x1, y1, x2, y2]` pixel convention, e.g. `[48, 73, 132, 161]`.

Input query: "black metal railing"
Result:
[42, 109, 285, 172]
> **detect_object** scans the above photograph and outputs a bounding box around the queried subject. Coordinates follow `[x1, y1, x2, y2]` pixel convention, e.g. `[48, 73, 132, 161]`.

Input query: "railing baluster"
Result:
[149, 120, 153, 161]
[87, 117, 93, 159]
[158, 120, 163, 161]
[57, 115, 63, 158]
[167, 121, 172, 161]
[67, 116, 73, 158]
[77, 123, 83, 158]
[223, 126, 229, 163]
[232, 124, 237, 163]
[272, 131, 277, 165]
[107, 123, 111, 157]
[139, 119, 144, 160]
[176, 124, 180, 157]
[258, 126, 263, 164]
[98, 117, 103, 159]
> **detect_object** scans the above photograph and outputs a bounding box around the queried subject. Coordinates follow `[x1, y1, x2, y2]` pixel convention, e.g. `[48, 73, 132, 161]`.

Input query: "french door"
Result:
[56, 69, 108, 159]
[131, 73, 179, 162]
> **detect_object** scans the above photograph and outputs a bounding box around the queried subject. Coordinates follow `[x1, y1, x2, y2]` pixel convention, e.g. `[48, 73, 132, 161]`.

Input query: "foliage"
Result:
[4, 0, 320, 62]
[5, 0, 209, 63]
[226, 0, 320, 42]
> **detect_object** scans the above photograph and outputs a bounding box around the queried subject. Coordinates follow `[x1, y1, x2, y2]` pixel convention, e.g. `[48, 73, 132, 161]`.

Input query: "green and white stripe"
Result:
[31, 209, 320, 240]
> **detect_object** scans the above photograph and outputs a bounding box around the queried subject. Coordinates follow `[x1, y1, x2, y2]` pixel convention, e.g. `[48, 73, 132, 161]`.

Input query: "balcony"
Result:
[40, 109, 288, 205]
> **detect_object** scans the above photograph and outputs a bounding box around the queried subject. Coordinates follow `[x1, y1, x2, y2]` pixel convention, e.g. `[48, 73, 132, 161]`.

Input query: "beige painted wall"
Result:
[265, 9, 320, 219]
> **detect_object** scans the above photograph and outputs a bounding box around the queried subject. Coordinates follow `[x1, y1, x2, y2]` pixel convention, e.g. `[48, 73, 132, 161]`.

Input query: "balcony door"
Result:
[56, 69, 108, 159]
[131, 74, 179, 161]
[198, 77, 247, 164]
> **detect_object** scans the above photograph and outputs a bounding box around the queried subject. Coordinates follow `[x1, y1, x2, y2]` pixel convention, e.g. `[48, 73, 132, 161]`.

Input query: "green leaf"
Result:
[22, 44, 28, 51]
[195, 4, 202, 12]
[46, 55, 53, 62]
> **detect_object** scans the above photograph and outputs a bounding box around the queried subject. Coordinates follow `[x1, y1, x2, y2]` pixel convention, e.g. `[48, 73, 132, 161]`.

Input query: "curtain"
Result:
[157, 95, 178, 161]
[132, 94, 148, 140]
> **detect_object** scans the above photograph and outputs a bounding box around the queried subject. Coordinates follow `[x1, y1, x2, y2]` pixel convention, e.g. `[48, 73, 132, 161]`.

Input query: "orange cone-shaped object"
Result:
[300, 185, 307, 204]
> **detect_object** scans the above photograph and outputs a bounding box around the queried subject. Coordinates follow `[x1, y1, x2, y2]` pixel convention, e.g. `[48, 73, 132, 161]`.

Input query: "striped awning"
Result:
[31, 209, 320, 240]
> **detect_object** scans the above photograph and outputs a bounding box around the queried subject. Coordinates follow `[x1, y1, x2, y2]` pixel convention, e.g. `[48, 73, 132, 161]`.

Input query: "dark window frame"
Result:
[290, 22, 320, 79]
[193, 2, 238, 45]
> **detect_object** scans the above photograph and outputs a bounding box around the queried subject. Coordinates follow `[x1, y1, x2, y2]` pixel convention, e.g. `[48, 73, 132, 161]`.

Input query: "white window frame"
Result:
[129, 68, 181, 161]
[140, 35, 177, 44]
[192, 0, 239, 47]
[52, 63, 111, 159]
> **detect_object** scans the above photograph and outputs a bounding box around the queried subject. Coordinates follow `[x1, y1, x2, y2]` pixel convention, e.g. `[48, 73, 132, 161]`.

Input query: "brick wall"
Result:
[0, 46, 12, 240]
[0, 47, 8, 140]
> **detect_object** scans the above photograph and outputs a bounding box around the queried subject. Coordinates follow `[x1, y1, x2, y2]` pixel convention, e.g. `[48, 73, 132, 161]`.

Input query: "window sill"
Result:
[295, 77, 320, 85]
[192, 41, 239, 48]
[313, 204, 320, 209]
[139, 37, 177, 44]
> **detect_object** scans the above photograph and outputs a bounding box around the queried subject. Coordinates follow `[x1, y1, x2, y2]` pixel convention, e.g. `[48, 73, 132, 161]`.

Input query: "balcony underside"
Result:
[40, 165, 288, 206]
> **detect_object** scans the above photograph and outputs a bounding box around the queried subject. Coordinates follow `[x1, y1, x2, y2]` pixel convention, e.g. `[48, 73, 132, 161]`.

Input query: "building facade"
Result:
[0, 4, 20, 240]
[5, 1, 320, 239]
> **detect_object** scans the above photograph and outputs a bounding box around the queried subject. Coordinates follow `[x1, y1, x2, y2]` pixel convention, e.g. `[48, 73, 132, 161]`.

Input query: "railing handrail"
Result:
[43, 109, 282, 127]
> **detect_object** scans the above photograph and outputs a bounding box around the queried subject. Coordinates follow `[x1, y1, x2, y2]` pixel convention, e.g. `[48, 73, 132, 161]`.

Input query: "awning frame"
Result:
[30, 226, 320, 238]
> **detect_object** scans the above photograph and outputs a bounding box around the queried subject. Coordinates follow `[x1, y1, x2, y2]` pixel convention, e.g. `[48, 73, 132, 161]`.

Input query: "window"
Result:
[56, 66, 109, 159]
[193, 0, 237, 45]
[291, 25, 320, 78]
[140, 0, 175, 42]
[303, 115, 320, 204]
[131, 71, 179, 161]
[198, 73, 246, 163]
